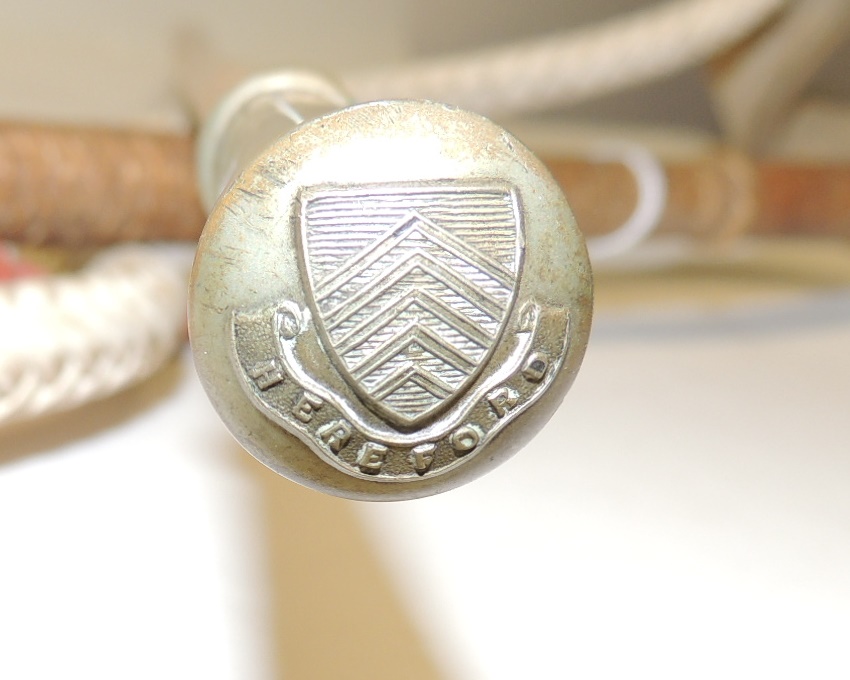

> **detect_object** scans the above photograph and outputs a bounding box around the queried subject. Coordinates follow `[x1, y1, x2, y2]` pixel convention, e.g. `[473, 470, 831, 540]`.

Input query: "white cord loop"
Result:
[0, 245, 190, 425]
[345, 0, 787, 117]
[586, 146, 669, 262]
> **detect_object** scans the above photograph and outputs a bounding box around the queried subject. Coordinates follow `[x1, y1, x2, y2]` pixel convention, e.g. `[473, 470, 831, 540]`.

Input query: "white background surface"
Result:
[0, 359, 274, 680]
[3, 287, 847, 679]
[361, 289, 850, 679]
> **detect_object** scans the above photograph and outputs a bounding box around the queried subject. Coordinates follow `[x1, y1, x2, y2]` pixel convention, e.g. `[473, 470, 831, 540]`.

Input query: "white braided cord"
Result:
[0, 245, 189, 425]
[345, 0, 787, 116]
[1, 0, 787, 426]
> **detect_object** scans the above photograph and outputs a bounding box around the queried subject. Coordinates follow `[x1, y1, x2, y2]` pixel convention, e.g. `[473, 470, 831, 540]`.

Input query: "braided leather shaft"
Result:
[0, 123, 205, 245]
[0, 123, 849, 244]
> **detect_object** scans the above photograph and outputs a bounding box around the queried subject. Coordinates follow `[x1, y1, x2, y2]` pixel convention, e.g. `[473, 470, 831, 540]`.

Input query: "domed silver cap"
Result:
[190, 99, 592, 500]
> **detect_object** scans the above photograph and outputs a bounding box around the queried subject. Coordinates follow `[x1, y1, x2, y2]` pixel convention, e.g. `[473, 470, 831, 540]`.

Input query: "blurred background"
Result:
[0, 1, 848, 678]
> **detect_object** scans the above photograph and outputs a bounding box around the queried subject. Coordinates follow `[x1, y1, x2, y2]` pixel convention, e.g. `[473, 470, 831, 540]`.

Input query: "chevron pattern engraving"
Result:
[302, 183, 521, 427]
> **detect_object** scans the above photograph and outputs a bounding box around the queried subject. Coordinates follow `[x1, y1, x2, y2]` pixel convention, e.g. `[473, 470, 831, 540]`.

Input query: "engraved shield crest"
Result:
[300, 181, 522, 428]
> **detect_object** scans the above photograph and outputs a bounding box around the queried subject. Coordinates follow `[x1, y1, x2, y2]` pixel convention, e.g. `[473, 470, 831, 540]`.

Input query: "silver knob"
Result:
[189, 72, 592, 500]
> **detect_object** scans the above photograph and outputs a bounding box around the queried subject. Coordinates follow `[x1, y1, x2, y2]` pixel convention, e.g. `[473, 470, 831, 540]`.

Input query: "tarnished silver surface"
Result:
[196, 71, 350, 212]
[189, 99, 592, 501]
